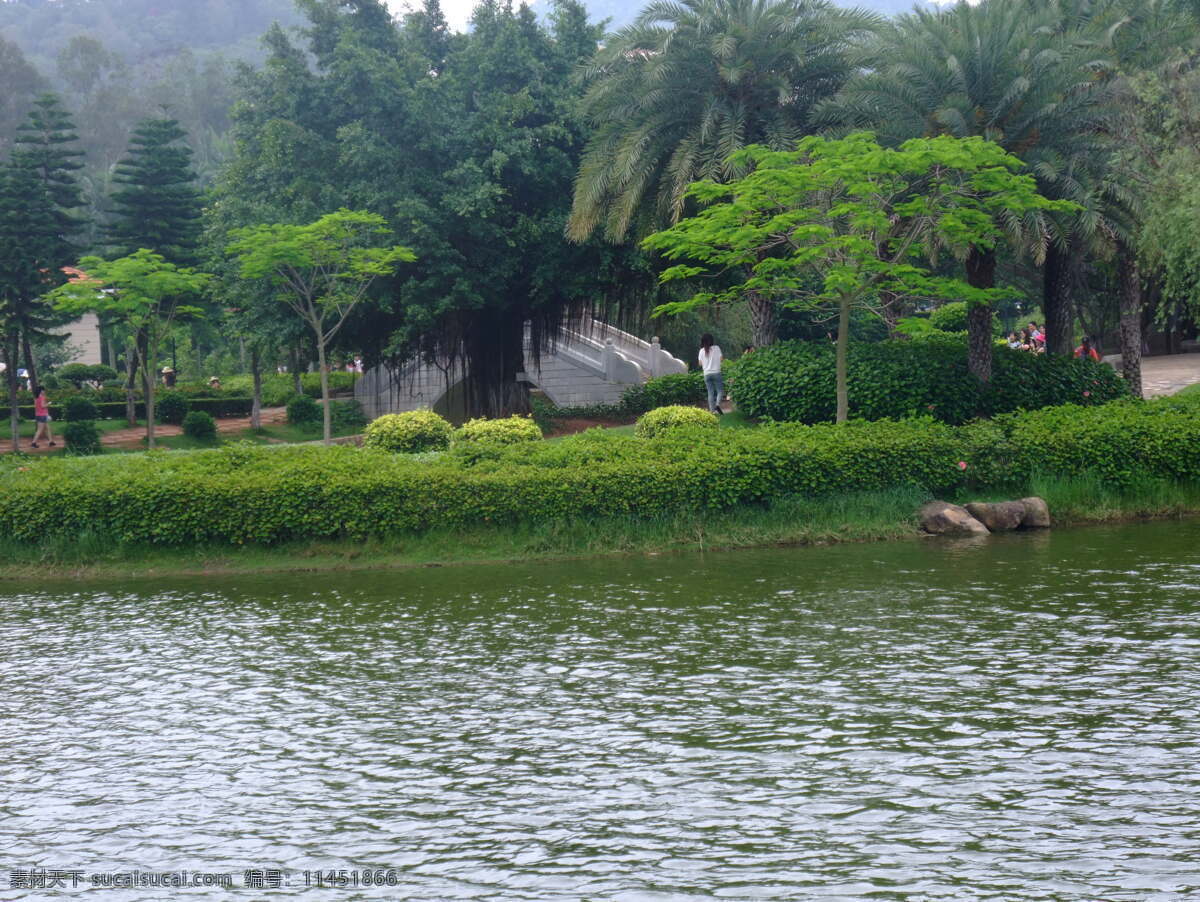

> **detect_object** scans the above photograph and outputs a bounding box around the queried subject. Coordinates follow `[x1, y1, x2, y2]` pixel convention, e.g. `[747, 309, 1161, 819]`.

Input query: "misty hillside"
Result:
[0, 0, 304, 70]
[547, 0, 930, 31]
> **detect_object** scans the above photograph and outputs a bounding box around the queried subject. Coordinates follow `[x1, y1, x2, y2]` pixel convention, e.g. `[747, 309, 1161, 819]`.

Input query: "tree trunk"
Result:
[124, 335, 142, 427]
[1116, 240, 1144, 399]
[747, 292, 777, 347]
[143, 338, 156, 449]
[835, 295, 851, 424]
[4, 332, 20, 452]
[250, 345, 262, 431]
[1042, 241, 1078, 356]
[316, 337, 332, 444]
[290, 344, 303, 396]
[20, 328, 39, 394]
[964, 247, 996, 384]
[463, 310, 529, 419]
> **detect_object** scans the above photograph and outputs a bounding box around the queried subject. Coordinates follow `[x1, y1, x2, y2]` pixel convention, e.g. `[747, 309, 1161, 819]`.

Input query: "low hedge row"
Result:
[9, 397, 255, 421]
[732, 335, 1128, 425]
[3, 395, 1197, 548]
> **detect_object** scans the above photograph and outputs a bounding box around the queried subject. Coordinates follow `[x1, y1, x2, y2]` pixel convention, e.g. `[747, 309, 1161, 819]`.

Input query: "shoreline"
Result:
[4, 483, 1200, 584]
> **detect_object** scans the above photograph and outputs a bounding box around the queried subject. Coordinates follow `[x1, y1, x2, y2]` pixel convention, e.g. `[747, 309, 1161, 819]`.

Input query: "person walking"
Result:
[30, 385, 55, 449]
[699, 333, 724, 416]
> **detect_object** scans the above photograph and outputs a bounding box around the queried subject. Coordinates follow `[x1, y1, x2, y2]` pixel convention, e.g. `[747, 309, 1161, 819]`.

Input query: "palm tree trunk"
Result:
[964, 247, 995, 383]
[1116, 240, 1143, 399]
[747, 292, 777, 347]
[1042, 241, 1077, 356]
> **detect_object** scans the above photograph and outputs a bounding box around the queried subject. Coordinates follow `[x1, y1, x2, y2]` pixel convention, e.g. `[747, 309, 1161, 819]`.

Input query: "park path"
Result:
[15, 406, 288, 454]
[1138, 354, 1200, 397]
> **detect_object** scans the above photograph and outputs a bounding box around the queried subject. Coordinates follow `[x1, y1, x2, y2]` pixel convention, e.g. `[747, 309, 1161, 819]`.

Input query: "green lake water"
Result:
[3, 521, 1200, 899]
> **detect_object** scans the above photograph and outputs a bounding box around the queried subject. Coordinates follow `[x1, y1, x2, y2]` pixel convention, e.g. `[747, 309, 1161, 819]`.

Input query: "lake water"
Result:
[3, 521, 1200, 900]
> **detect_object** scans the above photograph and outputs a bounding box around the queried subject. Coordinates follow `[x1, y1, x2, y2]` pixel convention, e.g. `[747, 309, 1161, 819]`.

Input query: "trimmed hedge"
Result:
[635, 405, 718, 438]
[453, 416, 542, 445]
[63, 396, 100, 422]
[732, 335, 1128, 425]
[286, 394, 322, 428]
[182, 411, 217, 441]
[4, 394, 1196, 549]
[363, 410, 452, 453]
[156, 391, 191, 425]
[63, 421, 101, 455]
[11, 397, 255, 421]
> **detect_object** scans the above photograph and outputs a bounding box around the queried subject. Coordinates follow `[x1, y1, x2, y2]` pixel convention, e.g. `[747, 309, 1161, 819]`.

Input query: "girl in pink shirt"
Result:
[31, 386, 55, 448]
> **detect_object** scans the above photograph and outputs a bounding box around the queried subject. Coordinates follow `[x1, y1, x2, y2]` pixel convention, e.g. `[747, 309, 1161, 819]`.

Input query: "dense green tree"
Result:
[214, 0, 641, 419]
[645, 133, 1070, 421]
[107, 117, 203, 263]
[828, 0, 1116, 380]
[48, 249, 210, 448]
[227, 210, 415, 443]
[568, 0, 876, 345]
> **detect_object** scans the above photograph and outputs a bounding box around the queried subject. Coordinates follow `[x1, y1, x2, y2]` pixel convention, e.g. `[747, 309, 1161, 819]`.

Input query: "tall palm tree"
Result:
[568, 0, 875, 345]
[826, 0, 1116, 381]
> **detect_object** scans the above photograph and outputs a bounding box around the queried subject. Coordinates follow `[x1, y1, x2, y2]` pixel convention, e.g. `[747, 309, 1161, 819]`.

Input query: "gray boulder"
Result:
[965, 501, 1026, 532]
[1019, 496, 1051, 528]
[919, 501, 990, 536]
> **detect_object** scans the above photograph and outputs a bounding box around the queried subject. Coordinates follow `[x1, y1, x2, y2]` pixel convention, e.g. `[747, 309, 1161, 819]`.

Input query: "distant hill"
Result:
[542, 0, 932, 31]
[0, 0, 304, 71]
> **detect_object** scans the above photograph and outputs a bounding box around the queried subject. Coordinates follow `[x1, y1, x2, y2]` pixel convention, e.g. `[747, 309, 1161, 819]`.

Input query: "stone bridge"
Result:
[356, 318, 688, 420]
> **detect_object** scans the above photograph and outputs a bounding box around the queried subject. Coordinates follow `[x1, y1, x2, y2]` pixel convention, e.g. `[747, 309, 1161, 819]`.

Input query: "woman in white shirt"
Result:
[698, 333, 724, 415]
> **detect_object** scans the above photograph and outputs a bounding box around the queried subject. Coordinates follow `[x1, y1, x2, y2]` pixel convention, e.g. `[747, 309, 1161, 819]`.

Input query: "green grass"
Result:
[1175, 382, 1200, 397]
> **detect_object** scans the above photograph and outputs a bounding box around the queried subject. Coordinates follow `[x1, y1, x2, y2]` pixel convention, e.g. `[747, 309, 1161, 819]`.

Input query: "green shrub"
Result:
[155, 391, 191, 425]
[452, 415, 542, 445]
[635, 405, 719, 438]
[286, 394, 322, 429]
[182, 410, 217, 441]
[57, 363, 119, 389]
[927, 302, 1002, 336]
[621, 372, 707, 413]
[732, 336, 1127, 424]
[63, 396, 100, 422]
[363, 409, 452, 453]
[63, 420, 101, 455]
[2, 395, 1197, 548]
[331, 399, 368, 432]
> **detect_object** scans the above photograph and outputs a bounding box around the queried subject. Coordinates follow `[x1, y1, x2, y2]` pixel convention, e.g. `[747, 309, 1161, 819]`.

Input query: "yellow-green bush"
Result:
[452, 415, 542, 445]
[635, 405, 718, 438]
[363, 409, 452, 453]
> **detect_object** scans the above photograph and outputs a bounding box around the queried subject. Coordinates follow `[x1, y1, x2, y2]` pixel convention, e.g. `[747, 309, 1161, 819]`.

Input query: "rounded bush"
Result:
[731, 336, 1128, 425]
[363, 409, 452, 453]
[286, 394, 322, 428]
[63, 396, 100, 422]
[182, 410, 217, 441]
[621, 372, 707, 414]
[452, 415, 543, 446]
[155, 391, 191, 425]
[634, 405, 719, 438]
[63, 420, 101, 455]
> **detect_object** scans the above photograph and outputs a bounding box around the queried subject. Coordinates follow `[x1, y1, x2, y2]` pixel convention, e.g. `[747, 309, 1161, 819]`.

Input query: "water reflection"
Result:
[2, 521, 1200, 899]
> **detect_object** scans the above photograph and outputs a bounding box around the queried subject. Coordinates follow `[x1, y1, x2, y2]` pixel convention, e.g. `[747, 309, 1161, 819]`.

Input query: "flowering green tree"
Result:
[47, 249, 210, 448]
[644, 132, 1073, 422]
[226, 209, 415, 444]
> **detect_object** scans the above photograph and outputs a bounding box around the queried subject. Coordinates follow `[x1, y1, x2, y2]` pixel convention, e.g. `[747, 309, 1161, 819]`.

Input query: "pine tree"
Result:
[107, 117, 203, 264]
[0, 94, 85, 425]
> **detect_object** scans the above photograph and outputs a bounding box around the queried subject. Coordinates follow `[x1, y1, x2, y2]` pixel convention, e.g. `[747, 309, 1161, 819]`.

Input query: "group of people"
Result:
[1006, 321, 1048, 353]
[1006, 322, 1102, 361]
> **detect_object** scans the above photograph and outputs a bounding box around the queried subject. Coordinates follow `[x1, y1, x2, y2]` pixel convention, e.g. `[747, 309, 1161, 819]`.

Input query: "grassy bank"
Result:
[3, 477, 1199, 582]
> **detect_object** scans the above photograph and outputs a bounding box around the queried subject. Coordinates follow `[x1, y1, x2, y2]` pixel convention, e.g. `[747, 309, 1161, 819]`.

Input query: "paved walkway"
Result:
[1137, 354, 1200, 397]
[14, 407, 288, 454]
